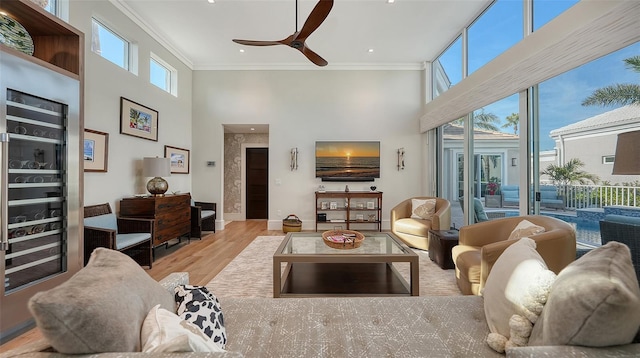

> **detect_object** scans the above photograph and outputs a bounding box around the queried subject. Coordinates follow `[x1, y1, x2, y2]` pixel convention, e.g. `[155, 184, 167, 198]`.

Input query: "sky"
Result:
[438, 0, 639, 150]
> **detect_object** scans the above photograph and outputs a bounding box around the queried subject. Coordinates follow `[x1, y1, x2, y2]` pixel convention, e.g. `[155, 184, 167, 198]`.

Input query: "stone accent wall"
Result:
[224, 133, 269, 214]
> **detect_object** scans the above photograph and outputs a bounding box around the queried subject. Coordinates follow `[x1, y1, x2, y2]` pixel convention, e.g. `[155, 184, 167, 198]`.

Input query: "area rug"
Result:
[206, 236, 461, 297]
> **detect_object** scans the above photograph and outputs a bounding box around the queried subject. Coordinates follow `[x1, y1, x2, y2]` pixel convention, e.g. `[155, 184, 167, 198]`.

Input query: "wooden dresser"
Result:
[119, 194, 191, 247]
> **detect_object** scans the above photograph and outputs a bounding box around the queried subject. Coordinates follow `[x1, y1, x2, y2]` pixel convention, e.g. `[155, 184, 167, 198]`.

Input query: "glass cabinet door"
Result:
[4, 89, 67, 292]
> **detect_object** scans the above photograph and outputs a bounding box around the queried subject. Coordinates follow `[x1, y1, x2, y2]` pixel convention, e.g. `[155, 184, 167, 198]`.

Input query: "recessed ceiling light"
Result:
[368, 49, 374, 53]
[387, 0, 395, 3]
[239, 49, 245, 53]
[207, 0, 215, 4]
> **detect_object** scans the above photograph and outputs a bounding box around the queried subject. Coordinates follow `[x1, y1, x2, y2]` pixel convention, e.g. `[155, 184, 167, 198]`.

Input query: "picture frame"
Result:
[321, 202, 329, 210]
[330, 202, 338, 210]
[367, 201, 375, 209]
[83, 129, 109, 172]
[120, 97, 158, 141]
[164, 145, 190, 174]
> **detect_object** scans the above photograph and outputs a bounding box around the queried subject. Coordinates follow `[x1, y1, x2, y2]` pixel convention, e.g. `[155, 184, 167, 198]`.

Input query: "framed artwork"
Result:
[120, 97, 158, 141]
[83, 129, 109, 172]
[330, 202, 338, 210]
[367, 201, 375, 209]
[164, 145, 190, 174]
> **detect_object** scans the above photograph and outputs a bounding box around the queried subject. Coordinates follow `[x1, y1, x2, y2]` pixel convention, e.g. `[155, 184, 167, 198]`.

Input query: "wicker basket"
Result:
[322, 230, 365, 249]
[282, 214, 302, 233]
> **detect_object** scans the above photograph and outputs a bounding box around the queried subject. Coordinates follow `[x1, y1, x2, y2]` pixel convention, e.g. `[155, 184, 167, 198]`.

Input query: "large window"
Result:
[433, 36, 462, 99]
[432, 0, 639, 247]
[467, 0, 523, 74]
[533, 0, 579, 30]
[150, 54, 177, 96]
[91, 18, 130, 70]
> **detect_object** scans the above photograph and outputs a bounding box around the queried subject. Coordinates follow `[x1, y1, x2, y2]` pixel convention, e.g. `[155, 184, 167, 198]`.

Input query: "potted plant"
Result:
[485, 178, 502, 208]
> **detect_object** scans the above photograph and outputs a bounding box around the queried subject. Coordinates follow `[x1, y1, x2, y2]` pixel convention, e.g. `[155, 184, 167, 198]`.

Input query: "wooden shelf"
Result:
[315, 191, 382, 231]
[0, 0, 83, 76]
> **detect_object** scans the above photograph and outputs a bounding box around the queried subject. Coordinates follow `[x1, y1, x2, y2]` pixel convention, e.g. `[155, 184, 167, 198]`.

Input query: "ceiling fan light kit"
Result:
[232, 0, 334, 66]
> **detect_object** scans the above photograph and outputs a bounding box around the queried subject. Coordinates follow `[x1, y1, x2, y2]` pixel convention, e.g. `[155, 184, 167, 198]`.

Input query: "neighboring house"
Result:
[441, 124, 519, 203]
[549, 105, 640, 184]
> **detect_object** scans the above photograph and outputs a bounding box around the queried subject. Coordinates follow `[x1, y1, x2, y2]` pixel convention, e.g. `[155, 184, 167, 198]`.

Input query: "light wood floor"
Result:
[0, 220, 282, 353]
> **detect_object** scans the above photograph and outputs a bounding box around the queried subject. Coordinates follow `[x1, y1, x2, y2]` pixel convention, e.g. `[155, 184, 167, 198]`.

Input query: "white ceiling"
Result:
[115, 0, 491, 70]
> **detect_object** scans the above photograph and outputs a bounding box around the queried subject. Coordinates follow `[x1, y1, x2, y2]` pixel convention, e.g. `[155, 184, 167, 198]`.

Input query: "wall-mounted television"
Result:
[315, 141, 380, 182]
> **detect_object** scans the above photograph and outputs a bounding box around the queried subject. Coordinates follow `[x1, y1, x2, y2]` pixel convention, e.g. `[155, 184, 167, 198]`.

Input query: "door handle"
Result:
[1, 133, 9, 251]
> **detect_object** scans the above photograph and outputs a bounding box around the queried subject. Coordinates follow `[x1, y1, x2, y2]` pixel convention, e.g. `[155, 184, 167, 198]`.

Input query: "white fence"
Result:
[559, 184, 640, 210]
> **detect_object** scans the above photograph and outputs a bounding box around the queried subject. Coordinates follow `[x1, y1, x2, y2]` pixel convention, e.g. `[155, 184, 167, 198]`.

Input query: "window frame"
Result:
[149, 53, 178, 96]
[91, 17, 131, 71]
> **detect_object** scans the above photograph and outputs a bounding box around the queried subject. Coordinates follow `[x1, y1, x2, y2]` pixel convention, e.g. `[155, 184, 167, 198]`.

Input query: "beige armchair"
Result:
[390, 197, 451, 250]
[451, 215, 576, 295]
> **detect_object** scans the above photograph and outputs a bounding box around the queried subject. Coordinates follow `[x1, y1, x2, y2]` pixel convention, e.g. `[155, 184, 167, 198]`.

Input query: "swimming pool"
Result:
[504, 211, 601, 246]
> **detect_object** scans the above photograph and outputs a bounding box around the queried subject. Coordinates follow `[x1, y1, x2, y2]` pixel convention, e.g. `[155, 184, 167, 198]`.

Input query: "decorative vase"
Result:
[0, 13, 34, 56]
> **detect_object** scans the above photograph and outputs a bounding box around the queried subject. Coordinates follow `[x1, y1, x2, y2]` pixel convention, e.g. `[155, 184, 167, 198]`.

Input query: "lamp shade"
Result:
[612, 130, 640, 175]
[143, 157, 170, 177]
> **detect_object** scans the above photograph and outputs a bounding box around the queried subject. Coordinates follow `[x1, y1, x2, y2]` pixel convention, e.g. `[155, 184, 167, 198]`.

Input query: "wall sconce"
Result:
[143, 157, 171, 196]
[511, 158, 517, 167]
[397, 148, 405, 171]
[290, 147, 298, 171]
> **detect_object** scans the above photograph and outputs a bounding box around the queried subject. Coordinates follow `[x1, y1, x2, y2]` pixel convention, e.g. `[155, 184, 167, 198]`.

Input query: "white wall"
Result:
[70, 2, 193, 210]
[191, 70, 425, 230]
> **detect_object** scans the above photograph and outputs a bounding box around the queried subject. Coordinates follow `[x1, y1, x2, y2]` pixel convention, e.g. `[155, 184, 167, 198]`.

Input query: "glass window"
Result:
[533, 0, 579, 31]
[602, 156, 615, 164]
[468, 0, 523, 74]
[42, 0, 56, 15]
[91, 18, 129, 70]
[433, 36, 462, 99]
[150, 55, 176, 95]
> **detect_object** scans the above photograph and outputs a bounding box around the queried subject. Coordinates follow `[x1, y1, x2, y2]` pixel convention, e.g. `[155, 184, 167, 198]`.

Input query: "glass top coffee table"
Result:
[273, 231, 419, 297]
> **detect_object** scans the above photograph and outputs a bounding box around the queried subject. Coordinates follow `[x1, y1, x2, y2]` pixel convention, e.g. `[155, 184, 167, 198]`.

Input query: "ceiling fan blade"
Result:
[301, 45, 328, 67]
[296, 0, 334, 42]
[232, 39, 283, 46]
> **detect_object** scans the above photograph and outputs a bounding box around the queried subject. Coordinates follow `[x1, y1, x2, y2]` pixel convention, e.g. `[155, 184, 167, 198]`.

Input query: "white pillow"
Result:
[483, 237, 556, 352]
[507, 219, 545, 241]
[141, 304, 225, 353]
[410, 199, 436, 220]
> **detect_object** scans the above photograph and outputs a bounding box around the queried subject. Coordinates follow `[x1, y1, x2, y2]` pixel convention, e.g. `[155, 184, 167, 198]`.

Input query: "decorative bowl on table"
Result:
[322, 230, 365, 250]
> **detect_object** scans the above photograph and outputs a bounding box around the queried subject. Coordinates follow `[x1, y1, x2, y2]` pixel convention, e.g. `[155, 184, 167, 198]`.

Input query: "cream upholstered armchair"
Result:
[451, 215, 576, 295]
[390, 197, 451, 250]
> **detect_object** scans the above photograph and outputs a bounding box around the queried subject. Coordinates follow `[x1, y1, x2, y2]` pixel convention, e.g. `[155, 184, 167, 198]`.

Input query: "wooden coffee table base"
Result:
[279, 262, 411, 297]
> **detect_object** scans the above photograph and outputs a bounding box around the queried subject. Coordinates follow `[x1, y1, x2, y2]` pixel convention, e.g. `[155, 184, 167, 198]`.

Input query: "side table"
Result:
[428, 230, 460, 269]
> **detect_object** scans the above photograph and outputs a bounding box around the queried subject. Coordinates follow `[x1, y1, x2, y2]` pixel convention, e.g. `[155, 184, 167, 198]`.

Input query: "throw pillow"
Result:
[141, 304, 225, 353]
[175, 285, 227, 349]
[507, 219, 545, 240]
[528, 241, 640, 347]
[410, 198, 436, 220]
[483, 237, 557, 353]
[28, 248, 175, 353]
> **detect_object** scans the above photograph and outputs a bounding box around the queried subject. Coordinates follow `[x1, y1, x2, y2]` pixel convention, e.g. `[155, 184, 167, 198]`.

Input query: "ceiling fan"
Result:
[232, 0, 334, 67]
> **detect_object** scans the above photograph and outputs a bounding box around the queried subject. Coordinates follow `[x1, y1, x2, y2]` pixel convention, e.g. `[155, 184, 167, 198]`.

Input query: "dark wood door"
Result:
[246, 148, 268, 219]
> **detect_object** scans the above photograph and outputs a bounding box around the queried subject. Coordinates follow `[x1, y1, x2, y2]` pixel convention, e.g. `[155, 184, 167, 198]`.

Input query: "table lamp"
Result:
[612, 130, 640, 175]
[143, 157, 170, 196]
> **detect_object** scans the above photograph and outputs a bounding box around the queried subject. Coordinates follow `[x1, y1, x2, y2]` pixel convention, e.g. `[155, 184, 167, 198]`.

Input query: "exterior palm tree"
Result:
[502, 113, 519, 134]
[453, 108, 499, 131]
[582, 56, 640, 107]
[541, 158, 599, 186]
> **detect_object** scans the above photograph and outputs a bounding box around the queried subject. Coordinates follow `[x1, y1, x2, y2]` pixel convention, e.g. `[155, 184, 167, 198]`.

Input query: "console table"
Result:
[119, 194, 191, 247]
[315, 191, 382, 231]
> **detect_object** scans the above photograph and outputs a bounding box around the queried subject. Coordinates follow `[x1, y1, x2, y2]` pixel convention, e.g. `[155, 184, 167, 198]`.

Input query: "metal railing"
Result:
[558, 184, 640, 210]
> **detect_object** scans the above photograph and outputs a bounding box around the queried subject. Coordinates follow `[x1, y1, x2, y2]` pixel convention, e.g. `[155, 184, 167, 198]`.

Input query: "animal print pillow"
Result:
[175, 285, 226, 349]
